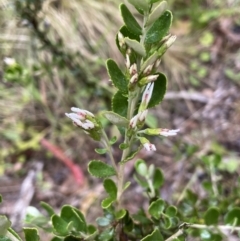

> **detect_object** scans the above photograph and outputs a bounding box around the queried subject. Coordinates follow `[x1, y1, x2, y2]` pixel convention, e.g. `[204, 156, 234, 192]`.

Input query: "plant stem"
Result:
[116, 8, 150, 209]
[101, 129, 118, 173]
[165, 223, 240, 241]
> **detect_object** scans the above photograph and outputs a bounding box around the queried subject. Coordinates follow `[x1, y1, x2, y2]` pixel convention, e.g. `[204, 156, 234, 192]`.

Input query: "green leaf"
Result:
[134, 174, 148, 188]
[96, 217, 111, 227]
[119, 143, 129, 150]
[0, 216, 11, 236]
[124, 38, 146, 56]
[145, 10, 172, 44]
[95, 148, 107, 155]
[102, 111, 129, 127]
[116, 25, 140, 54]
[165, 206, 177, 217]
[135, 159, 148, 176]
[109, 136, 117, 145]
[101, 197, 114, 209]
[224, 207, 240, 226]
[120, 4, 142, 36]
[127, 0, 149, 12]
[60, 205, 86, 232]
[7, 228, 22, 241]
[141, 228, 164, 241]
[153, 168, 164, 189]
[88, 160, 116, 178]
[98, 228, 114, 241]
[40, 201, 55, 217]
[112, 91, 128, 118]
[106, 59, 128, 94]
[204, 207, 219, 225]
[0, 195, 2, 203]
[146, 1, 167, 27]
[52, 215, 69, 236]
[103, 179, 117, 200]
[115, 209, 127, 220]
[162, 216, 171, 229]
[148, 72, 167, 108]
[148, 199, 165, 219]
[23, 228, 40, 241]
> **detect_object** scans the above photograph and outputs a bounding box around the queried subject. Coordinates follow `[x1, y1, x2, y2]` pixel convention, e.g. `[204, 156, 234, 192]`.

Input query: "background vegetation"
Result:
[0, 0, 240, 240]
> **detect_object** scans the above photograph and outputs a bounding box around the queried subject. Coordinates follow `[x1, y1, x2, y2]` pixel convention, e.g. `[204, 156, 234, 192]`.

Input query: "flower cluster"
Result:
[65, 107, 95, 130]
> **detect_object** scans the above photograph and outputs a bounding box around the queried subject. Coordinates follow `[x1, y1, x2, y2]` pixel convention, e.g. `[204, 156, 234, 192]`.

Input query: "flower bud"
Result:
[130, 73, 138, 84]
[139, 137, 156, 152]
[141, 128, 180, 136]
[129, 63, 137, 76]
[126, 54, 130, 69]
[118, 32, 125, 48]
[143, 64, 153, 76]
[138, 82, 154, 111]
[166, 35, 177, 48]
[139, 74, 159, 86]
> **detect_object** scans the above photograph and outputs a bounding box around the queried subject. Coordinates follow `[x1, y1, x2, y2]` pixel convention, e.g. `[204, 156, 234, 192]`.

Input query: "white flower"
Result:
[138, 110, 148, 122]
[141, 82, 154, 106]
[159, 129, 180, 137]
[81, 120, 95, 130]
[65, 113, 83, 126]
[71, 107, 94, 117]
[129, 114, 139, 128]
[130, 73, 138, 84]
[4, 57, 16, 66]
[143, 143, 156, 152]
[65, 107, 95, 130]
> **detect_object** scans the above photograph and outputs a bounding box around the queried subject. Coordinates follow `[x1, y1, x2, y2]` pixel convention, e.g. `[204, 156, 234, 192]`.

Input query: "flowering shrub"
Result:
[1, 1, 240, 241]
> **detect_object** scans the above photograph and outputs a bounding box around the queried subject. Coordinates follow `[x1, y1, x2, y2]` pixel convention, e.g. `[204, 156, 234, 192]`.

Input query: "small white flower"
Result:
[126, 54, 130, 69]
[143, 64, 153, 75]
[146, 74, 159, 82]
[129, 114, 139, 128]
[130, 73, 138, 84]
[143, 143, 156, 152]
[129, 63, 137, 75]
[142, 82, 154, 105]
[138, 110, 148, 122]
[81, 120, 95, 130]
[166, 35, 177, 48]
[65, 113, 83, 127]
[66, 107, 95, 129]
[4, 57, 16, 66]
[71, 107, 94, 117]
[159, 129, 180, 137]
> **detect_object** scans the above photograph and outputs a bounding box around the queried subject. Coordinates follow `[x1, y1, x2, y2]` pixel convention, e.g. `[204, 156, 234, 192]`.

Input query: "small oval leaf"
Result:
[127, 0, 149, 12]
[95, 148, 107, 155]
[224, 207, 240, 226]
[124, 38, 146, 56]
[103, 179, 117, 200]
[106, 59, 128, 94]
[147, 72, 167, 108]
[145, 10, 172, 44]
[102, 111, 129, 127]
[146, 1, 167, 27]
[23, 228, 40, 241]
[153, 168, 164, 189]
[120, 4, 142, 36]
[148, 199, 165, 219]
[88, 160, 116, 178]
[112, 91, 128, 118]
[135, 159, 148, 176]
